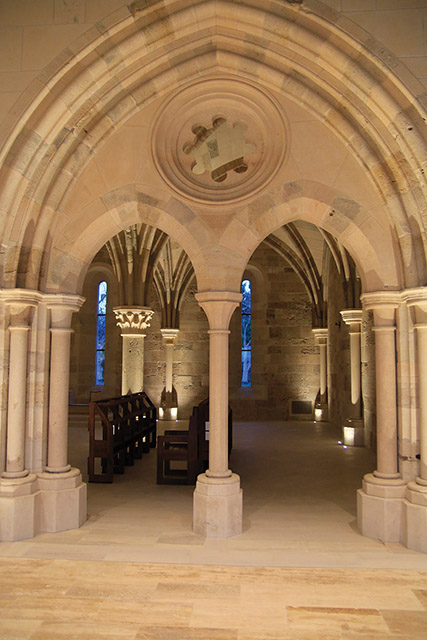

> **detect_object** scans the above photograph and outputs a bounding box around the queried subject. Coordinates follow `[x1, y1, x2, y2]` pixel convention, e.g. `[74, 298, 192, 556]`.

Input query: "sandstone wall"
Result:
[327, 258, 352, 430]
[70, 241, 376, 444]
[229, 243, 319, 421]
[0, 0, 424, 128]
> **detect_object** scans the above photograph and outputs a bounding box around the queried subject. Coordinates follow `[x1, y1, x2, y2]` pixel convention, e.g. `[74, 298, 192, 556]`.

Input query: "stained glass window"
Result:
[241, 279, 251, 387]
[95, 281, 107, 385]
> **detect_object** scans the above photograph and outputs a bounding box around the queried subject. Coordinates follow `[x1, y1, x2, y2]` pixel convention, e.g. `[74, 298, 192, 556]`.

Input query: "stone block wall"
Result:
[144, 282, 209, 419]
[70, 267, 209, 420]
[70, 259, 121, 403]
[69, 241, 376, 443]
[361, 310, 376, 450]
[229, 243, 319, 421]
[327, 258, 352, 430]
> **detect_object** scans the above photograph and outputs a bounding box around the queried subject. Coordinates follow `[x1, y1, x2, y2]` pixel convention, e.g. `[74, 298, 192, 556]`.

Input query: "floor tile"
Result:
[380, 609, 427, 637]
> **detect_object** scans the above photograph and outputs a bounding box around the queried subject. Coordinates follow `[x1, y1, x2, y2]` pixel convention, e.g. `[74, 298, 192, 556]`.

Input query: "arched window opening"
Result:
[241, 279, 251, 387]
[96, 281, 107, 385]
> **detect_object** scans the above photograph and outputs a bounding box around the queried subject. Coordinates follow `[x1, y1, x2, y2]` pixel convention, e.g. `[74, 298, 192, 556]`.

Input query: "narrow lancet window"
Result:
[241, 279, 251, 387]
[96, 281, 107, 385]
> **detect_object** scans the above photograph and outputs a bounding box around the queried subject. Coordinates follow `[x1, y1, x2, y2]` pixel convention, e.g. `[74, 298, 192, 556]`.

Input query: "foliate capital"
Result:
[113, 307, 154, 334]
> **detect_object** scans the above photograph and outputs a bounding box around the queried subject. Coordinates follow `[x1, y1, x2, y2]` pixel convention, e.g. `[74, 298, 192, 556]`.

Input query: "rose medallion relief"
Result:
[151, 78, 289, 206]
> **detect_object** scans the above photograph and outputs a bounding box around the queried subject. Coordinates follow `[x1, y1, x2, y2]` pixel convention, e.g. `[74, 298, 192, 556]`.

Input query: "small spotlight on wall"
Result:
[343, 445, 348, 449]
[338, 440, 343, 445]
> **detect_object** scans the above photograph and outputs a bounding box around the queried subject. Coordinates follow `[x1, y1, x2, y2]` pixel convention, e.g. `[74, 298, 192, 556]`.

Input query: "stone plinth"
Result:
[37, 468, 86, 533]
[404, 483, 427, 553]
[0, 474, 40, 541]
[193, 473, 242, 538]
[357, 473, 406, 543]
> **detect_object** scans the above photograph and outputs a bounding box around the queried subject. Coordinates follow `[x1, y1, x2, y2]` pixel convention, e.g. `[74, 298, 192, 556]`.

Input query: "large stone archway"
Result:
[0, 0, 426, 549]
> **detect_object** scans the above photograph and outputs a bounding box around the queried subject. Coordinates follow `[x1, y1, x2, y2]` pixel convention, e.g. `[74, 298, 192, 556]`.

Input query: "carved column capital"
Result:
[402, 287, 427, 325]
[361, 291, 400, 327]
[195, 291, 242, 330]
[44, 293, 85, 328]
[312, 328, 328, 345]
[160, 328, 179, 346]
[340, 309, 363, 334]
[0, 289, 42, 326]
[113, 307, 154, 335]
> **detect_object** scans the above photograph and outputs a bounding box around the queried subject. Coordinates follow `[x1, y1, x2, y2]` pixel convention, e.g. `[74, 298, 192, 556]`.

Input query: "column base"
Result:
[342, 419, 364, 446]
[357, 473, 406, 543]
[0, 474, 40, 541]
[193, 472, 242, 538]
[403, 482, 427, 553]
[37, 467, 87, 533]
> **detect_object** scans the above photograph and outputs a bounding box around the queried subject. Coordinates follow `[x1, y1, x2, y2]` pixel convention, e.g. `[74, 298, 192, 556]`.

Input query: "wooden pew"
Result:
[88, 392, 156, 483]
[156, 398, 233, 485]
[156, 405, 202, 485]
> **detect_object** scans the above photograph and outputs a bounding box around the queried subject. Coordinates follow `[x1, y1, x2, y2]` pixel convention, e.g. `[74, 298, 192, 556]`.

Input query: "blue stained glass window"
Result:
[96, 281, 107, 385]
[241, 279, 251, 387]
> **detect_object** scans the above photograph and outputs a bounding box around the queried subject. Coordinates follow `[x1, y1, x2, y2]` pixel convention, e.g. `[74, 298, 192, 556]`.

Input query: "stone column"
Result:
[312, 328, 328, 421]
[357, 292, 405, 543]
[37, 294, 87, 534]
[193, 291, 242, 537]
[340, 310, 364, 446]
[402, 289, 427, 552]
[0, 291, 40, 541]
[113, 307, 154, 395]
[160, 328, 179, 420]
[3, 306, 31, 478]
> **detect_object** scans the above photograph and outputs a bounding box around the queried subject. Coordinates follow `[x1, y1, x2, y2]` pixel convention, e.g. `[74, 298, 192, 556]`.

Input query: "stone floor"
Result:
[1, 420, 427, 638]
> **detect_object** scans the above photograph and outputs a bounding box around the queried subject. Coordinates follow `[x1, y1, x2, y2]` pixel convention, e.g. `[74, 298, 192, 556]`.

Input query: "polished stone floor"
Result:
[1, 420, 427, 638]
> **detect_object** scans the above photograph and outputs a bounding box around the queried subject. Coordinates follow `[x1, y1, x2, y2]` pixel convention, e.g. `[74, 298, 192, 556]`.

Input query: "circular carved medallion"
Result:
[151, 77, 289, 206]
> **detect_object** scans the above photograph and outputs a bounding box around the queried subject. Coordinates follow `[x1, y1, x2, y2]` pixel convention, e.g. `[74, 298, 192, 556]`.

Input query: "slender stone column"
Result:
[312, 328, 328, 396]
[357, 292, 405, 543]
[402, 289, 427, 552]
[160, 328, 179, 419]
[37, 294, 86, 535]
[340, 310, 362, 406]
[312, 328, 328, 420]
[45, 300, 82, 472]
[3, 308, 31, 478]
[340, 310, 364, 446]
[113, 307, 154, 394]
[193, 291, 242, 537]
[414, 323, 427, 484]
[48, 327, 74, 471]
[0, 291, 40, 541]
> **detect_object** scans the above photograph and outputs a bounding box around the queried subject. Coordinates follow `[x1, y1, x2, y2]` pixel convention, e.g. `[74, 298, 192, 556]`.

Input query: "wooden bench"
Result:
[156, 398, 233, 485]
[156, 405, 201, 485]
[88, 392, 157, 483]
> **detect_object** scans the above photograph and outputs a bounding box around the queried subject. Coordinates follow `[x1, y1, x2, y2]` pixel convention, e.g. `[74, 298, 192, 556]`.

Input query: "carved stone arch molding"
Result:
[218, 180, 402, 293]
[0, 0, 425, 293]
[44, 185, 208, 295]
